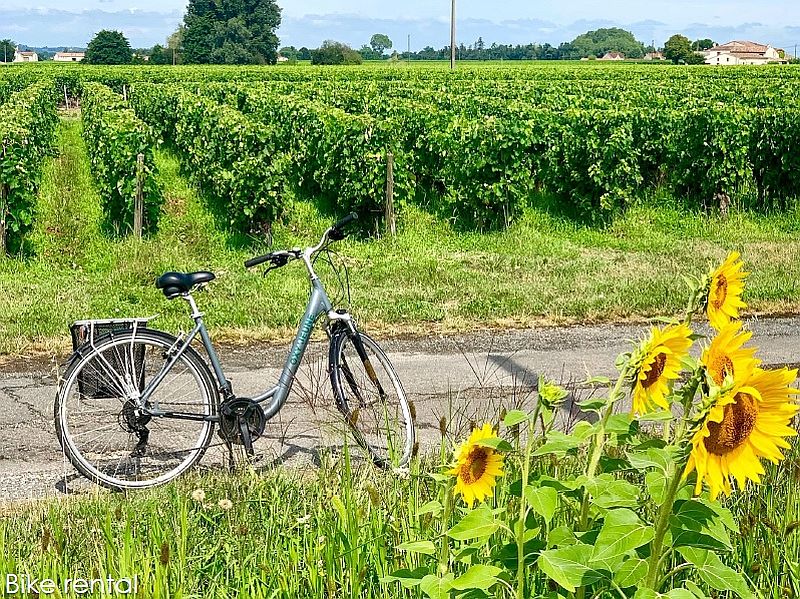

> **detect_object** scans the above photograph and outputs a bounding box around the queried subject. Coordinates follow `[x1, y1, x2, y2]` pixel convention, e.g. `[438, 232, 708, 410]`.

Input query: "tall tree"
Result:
[0, 40, 15, 62]
[565, 27, 645, 59]
[664, 34, 693, 64]
[369, 34, 392, 55]
[182, 0, 281, 64]
[691, 38, 716, 51]
[85, 30, 133, 65]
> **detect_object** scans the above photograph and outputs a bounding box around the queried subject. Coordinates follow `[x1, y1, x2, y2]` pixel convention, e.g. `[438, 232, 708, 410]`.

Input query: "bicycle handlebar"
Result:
[244, 213, 358, 270]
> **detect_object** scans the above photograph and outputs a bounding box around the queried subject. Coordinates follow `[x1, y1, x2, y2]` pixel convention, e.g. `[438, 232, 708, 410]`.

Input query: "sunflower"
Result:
[448, 423, 505, 507]
[631, 323, 694, 415]
[701, 321, 760, 387]
[684, 367, 799, 500]
[707, 252, 748, 331]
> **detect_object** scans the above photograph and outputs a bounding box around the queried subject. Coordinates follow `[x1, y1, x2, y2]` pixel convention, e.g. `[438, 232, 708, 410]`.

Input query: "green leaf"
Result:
[419, 573, 455, 599]
[585, 476, 640, 509]
[537, 544, 603, 593]
[646, 471, 667, 503]
[591, 509, 654, 570]
[415, 500, 444, 517]
[450, 565, 502, 591]
[503, 410, 530, 427]
[627, 447, 674, 473]
[447, 504, 499, 541]
[525, 486, 558, 524]
[665, 590, 700, 599]
[670, 499, 733, 551]
[678, 547, 755, 598]
[397, 540, 437, 556]
[381, 567, 428, 589]
[475, 437, 513, 452]
[613, 558, 648, 588]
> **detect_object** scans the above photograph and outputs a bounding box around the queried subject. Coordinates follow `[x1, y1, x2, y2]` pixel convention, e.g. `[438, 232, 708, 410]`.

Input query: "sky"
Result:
[1, 1, 799, 53]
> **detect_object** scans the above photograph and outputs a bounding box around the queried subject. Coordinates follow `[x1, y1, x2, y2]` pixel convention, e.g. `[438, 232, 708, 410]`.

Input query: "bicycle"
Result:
[55, 214, 416, 491]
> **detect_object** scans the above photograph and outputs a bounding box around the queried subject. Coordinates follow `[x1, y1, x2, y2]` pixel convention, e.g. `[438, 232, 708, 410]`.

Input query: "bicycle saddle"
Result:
[156, 271, 216, 299]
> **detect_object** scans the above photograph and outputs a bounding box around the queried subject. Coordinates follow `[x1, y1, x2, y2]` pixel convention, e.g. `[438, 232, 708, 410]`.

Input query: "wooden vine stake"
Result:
[385, 151, 396, 237]
[63, 85, 69, 109]
[134, 153, 144, 238]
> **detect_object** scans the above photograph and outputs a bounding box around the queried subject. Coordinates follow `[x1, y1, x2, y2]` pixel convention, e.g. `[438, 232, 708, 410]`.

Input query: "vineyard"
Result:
[3, 63, 800, 236]
[2, 62, 800, 349]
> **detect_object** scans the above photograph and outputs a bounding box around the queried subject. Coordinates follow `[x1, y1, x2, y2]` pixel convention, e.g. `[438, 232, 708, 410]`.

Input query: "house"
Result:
[703, 41, 787, 65]
[277, 55, 289, 63]
[54, 52, 85, 62]
[644, 51, 665, 60]
[12, 48, 38, 62]
[599, 52, 625, 61]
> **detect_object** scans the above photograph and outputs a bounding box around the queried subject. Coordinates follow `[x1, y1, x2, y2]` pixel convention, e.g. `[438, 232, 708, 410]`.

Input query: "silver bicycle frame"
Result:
[139, 229, 351, 424]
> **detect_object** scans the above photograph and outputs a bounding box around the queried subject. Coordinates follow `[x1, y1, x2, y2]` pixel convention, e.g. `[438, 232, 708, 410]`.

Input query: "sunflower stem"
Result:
[576, 369, 628, 599]
[516, 406, 540, 599]
[645, 463, 685, 590]
[439, 478, 454, 571]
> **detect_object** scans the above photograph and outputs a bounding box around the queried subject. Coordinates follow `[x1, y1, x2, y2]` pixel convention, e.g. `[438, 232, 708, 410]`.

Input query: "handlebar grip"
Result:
[332, 213, 358, 231]
[245, 254, 272, 269]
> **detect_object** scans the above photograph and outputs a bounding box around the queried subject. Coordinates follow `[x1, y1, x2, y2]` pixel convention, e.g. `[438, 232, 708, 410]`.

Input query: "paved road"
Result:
[1, 316, 798, 500]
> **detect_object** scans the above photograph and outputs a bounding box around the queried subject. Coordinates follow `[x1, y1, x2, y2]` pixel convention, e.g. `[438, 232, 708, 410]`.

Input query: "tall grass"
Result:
[1, 432, 798, 598]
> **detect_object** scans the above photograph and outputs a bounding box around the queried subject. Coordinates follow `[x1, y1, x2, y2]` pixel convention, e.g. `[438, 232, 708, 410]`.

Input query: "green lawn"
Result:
[2, 116, 800, 356]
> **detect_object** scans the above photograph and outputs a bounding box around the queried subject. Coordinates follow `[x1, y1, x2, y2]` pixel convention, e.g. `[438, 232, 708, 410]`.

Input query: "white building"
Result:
[12, 48, 39, 62]
[54, 52, 85, 62]
[703, 41, 786, 65]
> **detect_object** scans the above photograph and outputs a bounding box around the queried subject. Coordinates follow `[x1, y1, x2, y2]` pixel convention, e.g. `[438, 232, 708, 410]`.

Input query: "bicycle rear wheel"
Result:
[329, 329, 415, 468]
[55, 329, 217, 490]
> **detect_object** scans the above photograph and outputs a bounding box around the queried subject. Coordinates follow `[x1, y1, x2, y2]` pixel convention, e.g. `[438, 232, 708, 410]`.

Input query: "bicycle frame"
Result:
[139, 250, 355, 425]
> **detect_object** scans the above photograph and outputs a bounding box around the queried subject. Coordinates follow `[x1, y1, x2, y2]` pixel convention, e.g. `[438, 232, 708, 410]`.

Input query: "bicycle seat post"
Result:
[182, 292, 203, 321]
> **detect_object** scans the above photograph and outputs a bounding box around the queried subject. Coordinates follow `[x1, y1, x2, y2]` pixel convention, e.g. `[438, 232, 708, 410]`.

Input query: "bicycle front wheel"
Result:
[55, 329, 217, 491]
[329, 329, 415, 468]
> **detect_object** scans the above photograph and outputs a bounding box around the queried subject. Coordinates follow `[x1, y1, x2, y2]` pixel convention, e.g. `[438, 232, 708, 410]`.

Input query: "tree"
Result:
[182, 0, 281, 64]
[664, 34, 695, 64]
[0, 39, 15, 63]
[691, 38, 715, 51]
[370, 34, 392, 55]
[311, 41, 362, 65]
[150, 44, 171, 65]
[85, 30, 133, 65]
[565, 28, 645, 59]
[297, 47, 312, 61]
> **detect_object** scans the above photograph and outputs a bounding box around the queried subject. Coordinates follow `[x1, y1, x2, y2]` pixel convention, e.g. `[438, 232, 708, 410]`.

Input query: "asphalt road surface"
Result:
[1, 316, 798, 501]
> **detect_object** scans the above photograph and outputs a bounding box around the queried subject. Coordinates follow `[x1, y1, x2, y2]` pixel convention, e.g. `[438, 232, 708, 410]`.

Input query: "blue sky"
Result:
[1, 1, 799, 52]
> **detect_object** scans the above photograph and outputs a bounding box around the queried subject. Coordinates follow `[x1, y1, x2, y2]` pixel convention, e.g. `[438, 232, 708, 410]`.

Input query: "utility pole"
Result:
[450, 0, 456, 69]
[408, 34, 411, 66]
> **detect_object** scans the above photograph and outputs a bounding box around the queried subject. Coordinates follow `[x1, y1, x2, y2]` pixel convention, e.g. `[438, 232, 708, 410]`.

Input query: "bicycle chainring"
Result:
[218, 398, 267, 445]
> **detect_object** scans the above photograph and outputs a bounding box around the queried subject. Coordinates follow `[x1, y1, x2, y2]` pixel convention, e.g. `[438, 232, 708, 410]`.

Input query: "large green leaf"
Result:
[591, 509, 654, 570]
[678, 547, 755, 599]
[450, 565, 503, 591]
[524, 486, 558, 524]
[419, 573, 455, 599]
[670, 499, 733, 551]
[613, 558, 648, 588]
[538, 543, 603, 592]
[585, 475, 640, 509]
[381, 567, 428, 589]
[397, 540, 437, 556]
[448, 504, 499, 541]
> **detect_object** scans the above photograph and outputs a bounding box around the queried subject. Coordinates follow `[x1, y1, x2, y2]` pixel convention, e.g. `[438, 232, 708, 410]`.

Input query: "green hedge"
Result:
[81, 82, 162, 235]
[130, 83, 289, 235]
[0, 82, 58, 253]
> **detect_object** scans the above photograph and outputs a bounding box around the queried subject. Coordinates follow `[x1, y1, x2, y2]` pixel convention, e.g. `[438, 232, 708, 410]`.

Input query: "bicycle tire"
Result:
[55, 328, 218, 491]
[329, 328, 415, 468]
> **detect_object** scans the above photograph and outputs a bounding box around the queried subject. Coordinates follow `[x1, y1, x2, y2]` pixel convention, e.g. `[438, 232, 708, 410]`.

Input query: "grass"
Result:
[1, 433, 798, 598]
[3, 116, 800, 357]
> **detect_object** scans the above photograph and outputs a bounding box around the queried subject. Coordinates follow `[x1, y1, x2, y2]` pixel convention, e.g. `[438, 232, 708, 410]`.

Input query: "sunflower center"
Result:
[711, 275, 728, 309]
[642, 353, 668, 388]
[704, 392, 759, 455]
[459, 448, 489, 484]
[709, 354, 735, 385]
